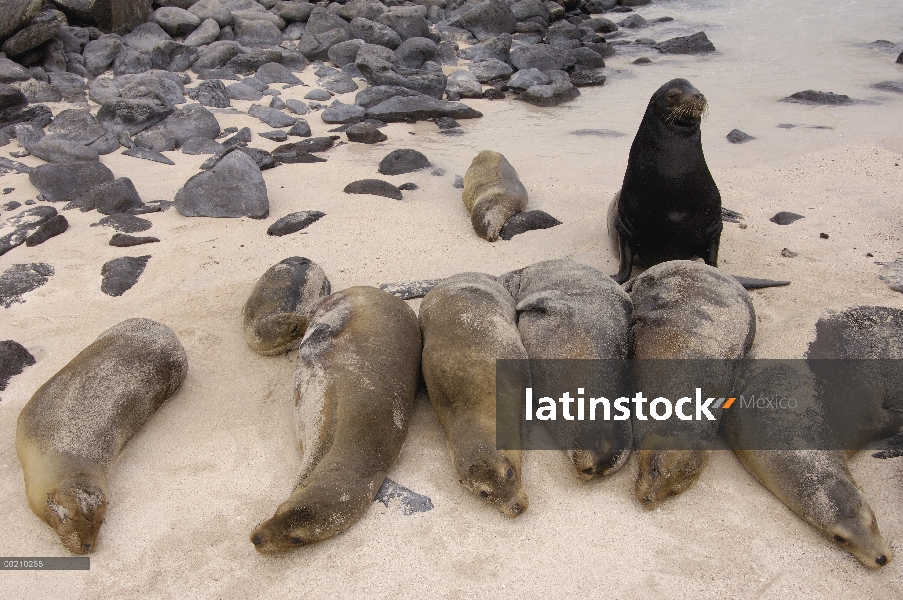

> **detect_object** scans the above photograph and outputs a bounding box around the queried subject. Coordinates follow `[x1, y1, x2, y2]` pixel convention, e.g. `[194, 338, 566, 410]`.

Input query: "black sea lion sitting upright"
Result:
[609, 78, 722, 284]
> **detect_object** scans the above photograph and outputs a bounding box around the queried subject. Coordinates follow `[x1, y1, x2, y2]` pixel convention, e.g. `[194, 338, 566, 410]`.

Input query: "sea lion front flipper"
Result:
[613, 231, 634, 284]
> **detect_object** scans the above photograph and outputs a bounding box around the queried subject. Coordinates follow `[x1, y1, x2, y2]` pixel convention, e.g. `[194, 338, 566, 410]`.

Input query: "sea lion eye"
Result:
[289, 536, 304, 546]
[506, 468, 514, 479]
[480, 490, 490, 498]
[833, 535, 847, 544]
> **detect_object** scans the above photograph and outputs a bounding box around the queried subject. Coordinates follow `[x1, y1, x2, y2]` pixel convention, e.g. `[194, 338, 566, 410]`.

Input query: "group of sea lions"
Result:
[11, 78, 903, 572]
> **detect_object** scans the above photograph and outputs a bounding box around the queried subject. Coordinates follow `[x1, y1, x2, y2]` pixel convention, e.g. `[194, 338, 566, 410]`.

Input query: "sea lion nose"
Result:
[81, 543, 92, 552]
[876, 555, 888, 566]
[251, 535, 263, 546]
[581, 467, 595, 476]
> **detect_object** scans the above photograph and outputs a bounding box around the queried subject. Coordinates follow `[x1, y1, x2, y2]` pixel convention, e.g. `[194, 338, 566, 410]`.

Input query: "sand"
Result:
[2, 0, 903, 597]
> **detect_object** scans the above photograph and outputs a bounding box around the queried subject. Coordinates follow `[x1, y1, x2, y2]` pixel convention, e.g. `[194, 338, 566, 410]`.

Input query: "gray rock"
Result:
[175, 149, 269, 218]
[0, 263, 54, 308]
[304, 6, 351, 36]
[297, 27, 350, 62]
[518, 70, 580, 106]
[191, 40, 241, 72]
[321, 101, 365, 124]
[153, 103, 221, 146]
[0, 0, 43, 42]
[350, 17, 402, 50]
[374, 478, 434, 514]
[781, 90, 855, 106]
[29, 135, 100, 164]
[236, 146, 277, 170]
[236, 19, 283, 47]
[23, 213, 68, 247]
[123, 146, 176, 164]
[445, 70, 482, 98]
[2, 20, 60, 57]
[266, 210, 325, 236]
[507, 68, 551, 91]
[116, 71, 186, 106]
[191, 79, 230, 107]
[122, 23, 173, 52]
[242, 76, 269, 92]
[344, 178, 403, 200]
[770, 211, 804, 225]
[134, 128, 178, 152]
[153, 7, 202, 37]
[378, 148, 429, 175]
[569, 69, 606, 87]
[184, 18, 221, 46]
[585, 0, 617, 13]
[181, 136, 225, 154]
[499, 209, 561, 240]
[12, 79, 62, 103]
[256, 62, 302, 84]
[88, 78, 122, 105]
[281, 20, 305, 41]
[304, 88, 331, 101]
[225, 48, 283, 73]
[511, 0, 549, 22]
[91, 213, 153, 232]
[338, 0, 386, 22]
[46, 73, 87, 102]
[450, 0, 516, 42]
[345, 121, 387, 143]
[150, 40, 200, 72]
[0, 58, 32, 84]
[13, 122, 44, 150]
[83, 35, 123, 76]
[656, 31, 716, 54]
[273, 1, 315, 22]
[467, 59, 512, 83]
[365, 95, 482, 122]
[113, 45, 153, 75]
[571, 47, 606, 68]
[101, 255, 150, 297]
[726, 129, 755, 144]
[97, 98, 174, 136]
[109, 233, 160, 247]
[396, 37, 438, 69]
[248, 104, 297, 127]
[285, 98, 310, 115]
[258, 130, 288, 141]
[354, 84, 421, 108]
[0, 339, 35, 391]
[0, 206, 58, 257]
[272, 136, 335, 158]
[0, 104, 52, 133]
[29, 162, 115, 202]
[287, 121, 312, 137]
[189, 0, 233, 26]
[328, 39, 367, 68]
[225, 82, 264, 101]
[377, 7, 432, 42]
[74, 177, 144, 214]
[458, 34, 509, 63]
[510, 44, 576, 71]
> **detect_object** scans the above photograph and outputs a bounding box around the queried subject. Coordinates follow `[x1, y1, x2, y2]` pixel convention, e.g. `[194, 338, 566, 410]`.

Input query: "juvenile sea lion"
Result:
[420, 272, 530, 517]
[724, 358, 899, 569]
[500, 259, 633, 480]
[242, 257, 331, 355]
[462, 150, 528, 242]
[16, 318, 188, 554]
[609, 78, 722, 283]
[250, 286, 421, 553]
[628, 261, 755, 508]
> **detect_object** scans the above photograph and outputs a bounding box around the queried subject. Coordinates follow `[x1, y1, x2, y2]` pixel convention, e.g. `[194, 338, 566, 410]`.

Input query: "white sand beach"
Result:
[2, 0, 903, 597]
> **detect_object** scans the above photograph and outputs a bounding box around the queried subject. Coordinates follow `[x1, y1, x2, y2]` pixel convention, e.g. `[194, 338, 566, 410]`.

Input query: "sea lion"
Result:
[242, 257, 331, 355]
[628, 260, 755, 508]
[420, 272, 530, 517]
[608, 78, 722, 283]
[500, 259, 633, 480]
[723, 357, 899, 569]
[250, 286, 421, 553]
[16, 318, 188, 554]
[462, 150, 528, 242]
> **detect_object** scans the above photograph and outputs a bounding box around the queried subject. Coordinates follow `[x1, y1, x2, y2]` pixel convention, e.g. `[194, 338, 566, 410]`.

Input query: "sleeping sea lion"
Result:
[500, 259, 633, 480]
[462, 150, 529, 242]
[250, 286, 421, 553]
[628, 260, 755, 508]
[16, 318, 188, 554]
[420, 272, 530, 517]
[242, 257, 331, 355]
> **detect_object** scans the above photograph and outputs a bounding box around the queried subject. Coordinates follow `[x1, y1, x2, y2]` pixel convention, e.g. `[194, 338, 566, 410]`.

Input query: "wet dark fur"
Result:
[613, 78, 722, 283]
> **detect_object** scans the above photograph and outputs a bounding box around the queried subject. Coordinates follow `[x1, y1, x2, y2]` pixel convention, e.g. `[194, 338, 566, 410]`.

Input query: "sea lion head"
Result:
[248, 313, 311, 356]
[569, 445, 632, 482]
[454, 440, 528, 518]
[45, 480, 108, 554]
[650, 78, 708, 134]
[820, 478, 892, 568]
[634, 435, 709, 509]
[250, 499, 338, 555]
